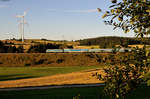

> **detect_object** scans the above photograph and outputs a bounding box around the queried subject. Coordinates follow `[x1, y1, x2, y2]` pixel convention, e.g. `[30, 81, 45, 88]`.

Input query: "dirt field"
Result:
[0, 69, 104, 88]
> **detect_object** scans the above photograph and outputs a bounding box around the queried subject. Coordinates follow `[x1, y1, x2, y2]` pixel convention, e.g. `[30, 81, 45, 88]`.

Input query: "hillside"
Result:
[78, 36, 150, 48]
[0, 53, 127, 67]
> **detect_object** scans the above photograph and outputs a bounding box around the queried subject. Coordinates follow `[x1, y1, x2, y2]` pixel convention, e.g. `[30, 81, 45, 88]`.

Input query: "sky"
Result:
[0, 0, 135, 40]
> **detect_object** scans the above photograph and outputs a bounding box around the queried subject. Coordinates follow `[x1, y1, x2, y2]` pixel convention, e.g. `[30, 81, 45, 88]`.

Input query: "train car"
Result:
[88, 49, 113, 53]
[46, 49, 64, 53]
[64, 49, 89, 53]
[88, 49, 104, 53]
[46, 48, 132, 53]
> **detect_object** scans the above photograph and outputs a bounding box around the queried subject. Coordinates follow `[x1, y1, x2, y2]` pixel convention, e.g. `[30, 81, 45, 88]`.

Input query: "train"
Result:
[46, 48, 131, 53]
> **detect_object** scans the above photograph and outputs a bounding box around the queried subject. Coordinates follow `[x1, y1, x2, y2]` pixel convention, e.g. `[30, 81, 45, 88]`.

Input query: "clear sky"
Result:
[0, 0, 135, 40]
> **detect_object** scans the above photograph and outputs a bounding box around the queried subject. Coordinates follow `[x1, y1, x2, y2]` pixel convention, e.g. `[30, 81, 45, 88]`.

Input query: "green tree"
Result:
[96, 0, 150, 98]
[99, 0, 150, 37]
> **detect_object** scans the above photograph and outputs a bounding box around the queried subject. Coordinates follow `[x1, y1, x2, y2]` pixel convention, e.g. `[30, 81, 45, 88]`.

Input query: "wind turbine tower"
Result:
[16, 11, 27, 42]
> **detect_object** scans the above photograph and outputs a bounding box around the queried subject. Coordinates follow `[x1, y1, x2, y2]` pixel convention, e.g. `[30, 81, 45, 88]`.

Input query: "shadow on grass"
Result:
[0, 74, 36, 81]
[0, 84, 149, 99]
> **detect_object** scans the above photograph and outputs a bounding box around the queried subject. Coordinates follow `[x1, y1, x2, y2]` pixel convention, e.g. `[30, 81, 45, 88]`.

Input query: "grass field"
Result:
[0, 66, 102, 81]
[0, 85, 150, 99]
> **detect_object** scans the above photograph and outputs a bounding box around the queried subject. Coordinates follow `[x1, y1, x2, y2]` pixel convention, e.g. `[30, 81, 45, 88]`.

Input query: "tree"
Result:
[96, 0, 150, 98]
[7, 46, 17, 53]
[17, 46, 24, 53]
[0, 41, 4, 53]
[99, 0, 150, 37]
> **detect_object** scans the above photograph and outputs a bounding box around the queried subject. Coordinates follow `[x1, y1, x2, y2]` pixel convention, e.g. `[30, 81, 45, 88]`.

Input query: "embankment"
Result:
[0, 53, 127, 67]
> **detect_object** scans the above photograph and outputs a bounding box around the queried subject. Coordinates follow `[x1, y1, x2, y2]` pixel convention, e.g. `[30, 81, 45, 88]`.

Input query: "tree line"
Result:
[78, 36, 150, 48]
[0, 40, 73, 53]
[27, 43, 73, 53]
[0, 41, 24, 53]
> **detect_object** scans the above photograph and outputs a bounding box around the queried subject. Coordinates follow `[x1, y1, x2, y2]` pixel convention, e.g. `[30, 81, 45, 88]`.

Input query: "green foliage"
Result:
[96, 0, 150, 98]
[100, 0, 150, 37]
[144, 72, 150, 86]
[147, 80, 150, 86]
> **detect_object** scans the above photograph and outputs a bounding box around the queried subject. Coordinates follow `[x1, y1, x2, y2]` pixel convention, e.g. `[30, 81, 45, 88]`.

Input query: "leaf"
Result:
[112, 15, 118, 20]
[147, 80, 150, 86]
[147, 29, 150, 34]
[111, 0, 117, 3]
[146, 10, 150, 13]
[111, 9, 115, 14]
[113, 26, 117, 30]
[102, 13, 107, 19]
[109, 5, 116, 8]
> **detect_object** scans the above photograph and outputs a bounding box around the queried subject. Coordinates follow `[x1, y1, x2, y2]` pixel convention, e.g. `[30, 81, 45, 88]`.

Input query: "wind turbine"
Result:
[16, 11, 27, 42]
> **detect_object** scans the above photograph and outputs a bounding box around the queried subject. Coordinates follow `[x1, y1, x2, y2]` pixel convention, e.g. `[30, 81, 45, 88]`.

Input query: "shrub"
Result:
[35, 59, 47, 65]
[24, 63, 31, 66]
[56, 59, 64, 64]
[86, 53, 95, 58]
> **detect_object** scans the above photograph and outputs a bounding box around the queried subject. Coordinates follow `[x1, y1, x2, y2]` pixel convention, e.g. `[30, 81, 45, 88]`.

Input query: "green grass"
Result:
[0, 85, 150, 99]
[0, 66, 102, 81]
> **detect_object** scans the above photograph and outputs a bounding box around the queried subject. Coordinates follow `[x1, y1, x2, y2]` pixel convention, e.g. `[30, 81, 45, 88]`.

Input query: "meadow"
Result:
[0, 85, 150, 99]
[0, 53, 150, 99]
[0, 66, 101, 81]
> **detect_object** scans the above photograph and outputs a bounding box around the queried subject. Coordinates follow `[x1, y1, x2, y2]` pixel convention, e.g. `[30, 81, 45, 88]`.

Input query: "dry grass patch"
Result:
[0, 69, 104, 88]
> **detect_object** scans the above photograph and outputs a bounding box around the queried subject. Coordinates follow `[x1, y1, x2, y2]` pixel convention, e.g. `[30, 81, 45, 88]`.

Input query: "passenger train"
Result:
[46, 48, 131, 53]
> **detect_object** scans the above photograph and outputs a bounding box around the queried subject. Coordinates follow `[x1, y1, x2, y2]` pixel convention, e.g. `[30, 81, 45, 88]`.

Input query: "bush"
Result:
[35, 59, 47, 65]
[24, 63, 31, 66]
[56, 59, 64, 64]
[17, 46, 24, 53]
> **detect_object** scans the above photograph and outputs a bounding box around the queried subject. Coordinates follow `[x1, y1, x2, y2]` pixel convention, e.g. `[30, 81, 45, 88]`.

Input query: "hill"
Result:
[0, 39, 80, 53]
[78, 36, 150, 48]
